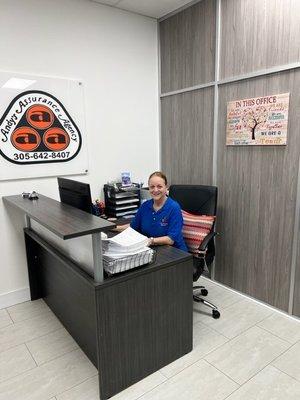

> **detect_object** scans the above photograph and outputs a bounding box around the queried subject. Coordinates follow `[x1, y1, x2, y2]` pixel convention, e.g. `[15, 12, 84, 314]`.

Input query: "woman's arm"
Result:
[149, 236, 174, 246]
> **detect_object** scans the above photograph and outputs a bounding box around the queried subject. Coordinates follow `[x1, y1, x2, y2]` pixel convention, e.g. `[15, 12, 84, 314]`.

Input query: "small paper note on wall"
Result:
[226, 93, 290, 146]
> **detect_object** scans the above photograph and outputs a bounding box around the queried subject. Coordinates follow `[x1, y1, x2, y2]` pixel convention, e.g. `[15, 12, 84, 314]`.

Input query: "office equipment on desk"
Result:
[121, 171, 131, 187]
[58, 177, 93, 214]
[93, 199, 105, 217]
[169, 184, 220, 319]
[22, 191, 39, 200]
[104, 182, 141, 218]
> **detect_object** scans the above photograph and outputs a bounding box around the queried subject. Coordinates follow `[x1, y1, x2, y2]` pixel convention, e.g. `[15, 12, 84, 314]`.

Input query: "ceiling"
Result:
[90, 0, 197, 19]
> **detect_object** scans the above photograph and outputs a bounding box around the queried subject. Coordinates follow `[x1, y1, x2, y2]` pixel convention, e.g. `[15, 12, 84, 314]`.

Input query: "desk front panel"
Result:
[96, 257, 193, 399]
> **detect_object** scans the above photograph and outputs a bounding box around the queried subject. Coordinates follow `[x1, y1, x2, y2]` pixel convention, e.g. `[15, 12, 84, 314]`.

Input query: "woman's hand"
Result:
[111, 224, 130, 232]
[148, 236, 174, 246]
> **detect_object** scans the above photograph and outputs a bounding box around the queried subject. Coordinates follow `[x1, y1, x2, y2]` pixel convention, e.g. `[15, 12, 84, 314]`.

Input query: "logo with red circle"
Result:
[43, 128, 70, 151]
[26, 105, 54, 130]
[0, 90, 82, 165]
[11, 127, 41, 152]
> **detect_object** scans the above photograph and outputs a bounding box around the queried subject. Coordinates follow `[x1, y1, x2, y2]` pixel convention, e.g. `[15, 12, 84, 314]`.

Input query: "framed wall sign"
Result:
[0, 71, 88, 181]
[226, 93, 290, 146]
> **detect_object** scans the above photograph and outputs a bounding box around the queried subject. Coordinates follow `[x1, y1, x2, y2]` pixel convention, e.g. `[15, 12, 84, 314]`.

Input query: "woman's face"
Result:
[148, 176, 168, 202]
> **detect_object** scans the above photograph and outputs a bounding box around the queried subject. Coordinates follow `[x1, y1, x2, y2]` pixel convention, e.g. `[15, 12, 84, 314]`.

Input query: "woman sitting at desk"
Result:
[116, 171, 187, 252]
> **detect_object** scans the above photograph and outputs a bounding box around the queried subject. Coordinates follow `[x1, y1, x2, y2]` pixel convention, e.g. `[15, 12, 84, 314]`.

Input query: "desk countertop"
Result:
[3, 194, 115, 240]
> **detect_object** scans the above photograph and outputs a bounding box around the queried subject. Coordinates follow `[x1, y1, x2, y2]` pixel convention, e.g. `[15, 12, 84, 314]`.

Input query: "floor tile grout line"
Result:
[4, 308, 14, 325]
[159, 337, 231, 380]
[0, 321, 13, 330]
[138, 355, 245, 400]
[195, 313, 272, 341]
[0, 360, 39, 386]
[202, 323, 293, 376]
[269, 341, 300, 367]
[255, 323, 298, 346]
[202, 277, 300, 323]
[193, 287, 245, 310]
[222, 364, 300, 400]
[223, 384, 241, 400]
[194, 320, 233, 338]
[0, 325, 65, 356]
[120, 373, 170, 400]
[193, 298, 272, 323]
[24, 342, 38, 367]
[203, 358, 241, 386]
[206, 356, 287, 391]
[221, 298, 245, 310]
[5, 299, 47, 310]
[23, 328, 80, 367]
[37, 345, 80, 367]
[200, 319, 300, 387]
[192, 314, 234, 338]
[54, 372, 98, 398]
[193, 320, 230, 341]
[0, 348, 89, 387]
[271, 364, 300, 384]
[228, 323, 293, 348]
[5, 308, 53, 325]
[206, 327, 300, 390]
[31, 347, 85, 370]
[25, 326, 66, 346]
[2, 308, 56, 325]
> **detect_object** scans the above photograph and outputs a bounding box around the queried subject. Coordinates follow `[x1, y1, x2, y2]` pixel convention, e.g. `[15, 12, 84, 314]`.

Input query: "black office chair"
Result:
[169, 184, 220, 319]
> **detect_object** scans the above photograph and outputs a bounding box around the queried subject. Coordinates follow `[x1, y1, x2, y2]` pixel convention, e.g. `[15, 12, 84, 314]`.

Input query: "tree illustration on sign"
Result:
[242, 106, 268, 140]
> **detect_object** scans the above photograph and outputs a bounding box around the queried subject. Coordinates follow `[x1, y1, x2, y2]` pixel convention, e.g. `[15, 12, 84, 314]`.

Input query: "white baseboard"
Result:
[0, 287, 30, 309]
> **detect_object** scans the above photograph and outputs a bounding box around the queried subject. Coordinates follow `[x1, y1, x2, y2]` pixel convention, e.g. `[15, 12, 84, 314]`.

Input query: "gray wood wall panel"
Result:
[161, 87, 214, 185]
[160, 0, 300, 315]
[220, 0, 300, 79]
[160, 0, 216, 93]
[215, 70, 300, 311]
[293, 220, 300, 317]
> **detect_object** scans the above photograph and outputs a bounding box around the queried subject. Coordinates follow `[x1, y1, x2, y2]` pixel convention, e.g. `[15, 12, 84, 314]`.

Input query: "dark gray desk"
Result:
[3, 194, 193, 400]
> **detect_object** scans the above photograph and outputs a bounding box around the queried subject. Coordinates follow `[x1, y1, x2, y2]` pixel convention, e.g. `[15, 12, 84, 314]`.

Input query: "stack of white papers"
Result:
[102, 227, 149, 258]
[102, 227, 155, 274]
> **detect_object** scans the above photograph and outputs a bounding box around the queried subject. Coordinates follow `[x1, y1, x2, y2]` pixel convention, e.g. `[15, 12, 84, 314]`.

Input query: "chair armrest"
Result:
[199, 231, 217, 252]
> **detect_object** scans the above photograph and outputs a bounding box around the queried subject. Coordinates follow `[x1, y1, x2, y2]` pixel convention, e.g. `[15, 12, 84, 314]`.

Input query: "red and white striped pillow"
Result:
[182, 210, 215, 254]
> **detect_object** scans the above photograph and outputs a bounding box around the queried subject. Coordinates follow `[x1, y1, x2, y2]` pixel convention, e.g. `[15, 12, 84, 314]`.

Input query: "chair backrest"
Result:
[169, 184, 218, 280]
[169, 184, 217, 217]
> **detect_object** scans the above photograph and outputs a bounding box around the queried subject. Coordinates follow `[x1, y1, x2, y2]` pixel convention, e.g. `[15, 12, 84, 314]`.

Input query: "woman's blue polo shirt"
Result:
[130, 197, 188, 252]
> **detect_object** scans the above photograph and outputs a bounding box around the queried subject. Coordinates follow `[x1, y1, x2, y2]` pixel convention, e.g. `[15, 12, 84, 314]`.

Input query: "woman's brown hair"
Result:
[148, 171, 167, 185]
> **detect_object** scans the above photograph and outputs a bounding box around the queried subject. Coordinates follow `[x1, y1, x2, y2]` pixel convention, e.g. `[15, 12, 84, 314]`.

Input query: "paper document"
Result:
[102, 227, 149, 254]
[107, 226, 148, 246]
[103, 246, 150, 259]
[102, 228, 154, 274]
[103, 248, 155, 275]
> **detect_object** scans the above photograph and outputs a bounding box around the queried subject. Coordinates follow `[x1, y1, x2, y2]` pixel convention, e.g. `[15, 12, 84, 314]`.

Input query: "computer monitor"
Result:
[57, 177, 92, 214]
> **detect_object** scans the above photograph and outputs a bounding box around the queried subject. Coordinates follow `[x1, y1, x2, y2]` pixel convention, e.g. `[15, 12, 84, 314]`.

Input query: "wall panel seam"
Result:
[160, 62, 300, 98]
[158, 21, 162, 170]
[288, 154, 300, 314]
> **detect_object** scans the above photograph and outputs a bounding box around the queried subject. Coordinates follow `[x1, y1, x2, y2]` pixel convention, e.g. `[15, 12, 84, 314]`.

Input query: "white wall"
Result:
[0, 0, 159, 307]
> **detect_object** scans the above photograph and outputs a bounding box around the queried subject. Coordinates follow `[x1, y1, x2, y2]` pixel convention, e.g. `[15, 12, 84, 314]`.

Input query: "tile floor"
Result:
[0, 277, 300, 400]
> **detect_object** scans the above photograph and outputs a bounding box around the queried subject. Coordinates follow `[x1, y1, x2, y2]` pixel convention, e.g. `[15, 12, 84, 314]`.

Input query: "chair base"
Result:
[193, 287, 220, 319]
[193, 285, 208, 296]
